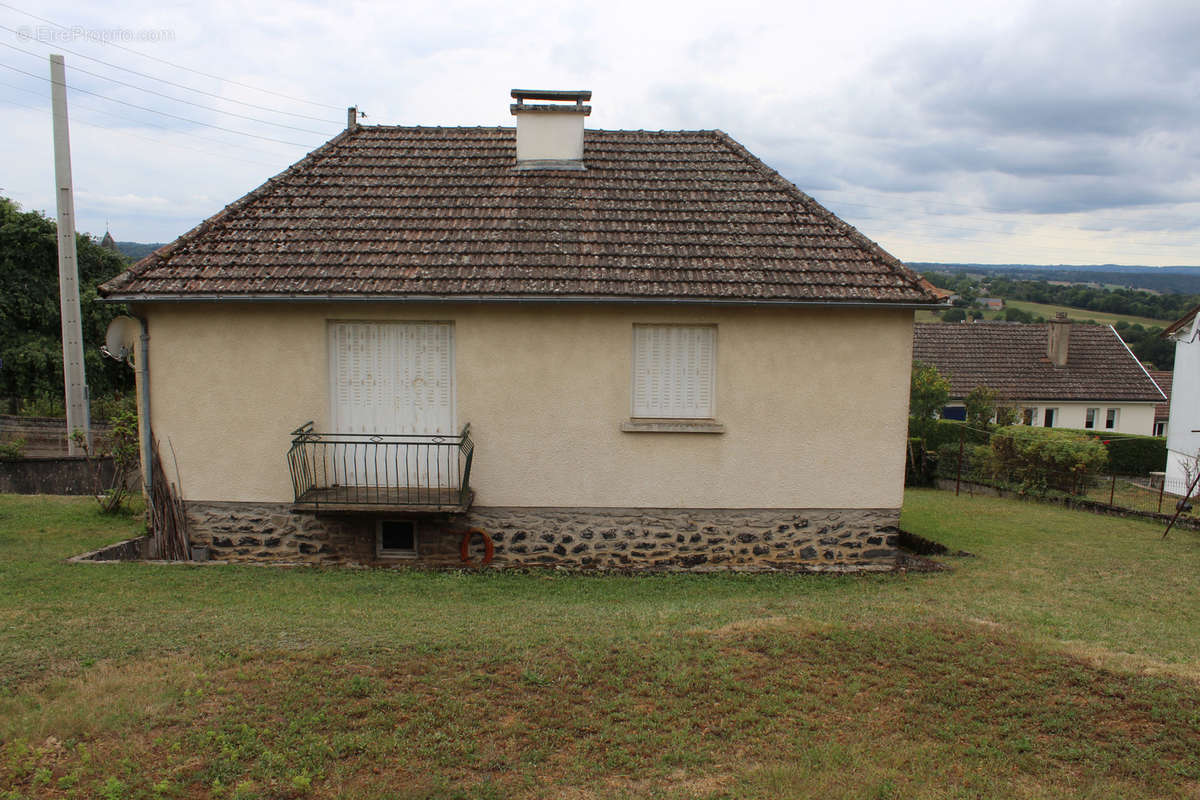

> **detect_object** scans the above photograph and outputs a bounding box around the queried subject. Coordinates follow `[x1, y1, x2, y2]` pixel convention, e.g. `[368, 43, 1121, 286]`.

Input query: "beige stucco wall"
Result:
[137, 302, 915, 509]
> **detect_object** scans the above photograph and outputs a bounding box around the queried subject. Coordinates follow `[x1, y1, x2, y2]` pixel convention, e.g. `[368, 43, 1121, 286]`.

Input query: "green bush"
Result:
[989, 426, 1108, 495]
[935, 442, 993, 483]
[1064, 431, 1166, 475]
[924, 419, 991, 451]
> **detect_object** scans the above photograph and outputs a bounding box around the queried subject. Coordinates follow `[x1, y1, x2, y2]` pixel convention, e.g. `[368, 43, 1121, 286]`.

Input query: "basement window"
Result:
[377, 520, 418, 558]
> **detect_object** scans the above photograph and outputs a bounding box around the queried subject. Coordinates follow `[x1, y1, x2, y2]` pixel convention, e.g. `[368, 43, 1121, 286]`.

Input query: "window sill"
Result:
[377, 550, 418, 559]
[621, 419, 726, 434]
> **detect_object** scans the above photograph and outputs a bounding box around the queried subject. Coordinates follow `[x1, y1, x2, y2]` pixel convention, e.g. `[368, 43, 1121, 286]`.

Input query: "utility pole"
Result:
[50, 54, 90, 455]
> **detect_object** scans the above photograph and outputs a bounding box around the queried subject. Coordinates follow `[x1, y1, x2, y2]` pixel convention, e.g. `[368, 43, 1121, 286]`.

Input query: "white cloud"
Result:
[1, 0, 1197, 264]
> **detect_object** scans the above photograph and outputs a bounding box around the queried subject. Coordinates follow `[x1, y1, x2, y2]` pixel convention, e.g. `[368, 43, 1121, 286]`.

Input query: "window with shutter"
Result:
[631, 325, 716, 419]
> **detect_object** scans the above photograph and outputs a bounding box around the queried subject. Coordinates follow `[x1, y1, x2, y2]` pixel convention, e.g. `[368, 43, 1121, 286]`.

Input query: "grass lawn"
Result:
[917, 302, 1168, 328]
[2, 492, 1200, 799]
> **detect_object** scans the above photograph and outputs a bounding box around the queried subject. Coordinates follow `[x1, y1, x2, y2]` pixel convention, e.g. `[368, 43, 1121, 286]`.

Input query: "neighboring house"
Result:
[100, 89, 939, 571]
[1162, 306, 1200, 486]
[978, 297, 1004, 310]
[913, 316, 1164, 433]
[1149, 369, 1172, 438]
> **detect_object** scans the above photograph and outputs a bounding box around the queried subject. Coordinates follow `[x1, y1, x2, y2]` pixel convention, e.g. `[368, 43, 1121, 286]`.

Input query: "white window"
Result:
[1043, 408, 1057, 427]
[1105, 408, 1119, 430]
[631, 325, 716, 419]
[1154, 421, 1167, 437]
[1085, 408, 1098, 429]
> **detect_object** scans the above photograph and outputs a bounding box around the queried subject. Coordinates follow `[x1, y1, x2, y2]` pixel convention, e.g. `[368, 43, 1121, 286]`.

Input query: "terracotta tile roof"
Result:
[100, 127, 937, 304]
[912, 322, 1165, 403]
[1149, 370, 1172, 422]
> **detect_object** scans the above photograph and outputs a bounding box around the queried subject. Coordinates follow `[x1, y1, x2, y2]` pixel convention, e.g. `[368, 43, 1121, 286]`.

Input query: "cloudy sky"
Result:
[2, 0, 1197, 265]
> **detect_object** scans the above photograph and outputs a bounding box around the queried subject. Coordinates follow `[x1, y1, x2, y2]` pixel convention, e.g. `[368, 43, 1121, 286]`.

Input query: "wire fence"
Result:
[913, 424, 1198, 522]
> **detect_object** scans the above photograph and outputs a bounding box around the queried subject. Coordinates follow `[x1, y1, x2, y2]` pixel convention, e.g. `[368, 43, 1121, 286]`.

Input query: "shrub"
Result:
[935, 442, 993, 483]
[989, 426, 1108, 495]
[924, 420, 991, 451]
[0, 437, 24, 458]
[1067, 431, 1166, 475]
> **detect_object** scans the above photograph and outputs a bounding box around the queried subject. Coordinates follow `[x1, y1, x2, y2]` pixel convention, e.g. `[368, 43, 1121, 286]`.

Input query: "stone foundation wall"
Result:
[186, 503, 902, 572]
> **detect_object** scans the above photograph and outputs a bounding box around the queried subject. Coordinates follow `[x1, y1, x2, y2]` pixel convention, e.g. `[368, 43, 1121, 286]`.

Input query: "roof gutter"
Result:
[100, 293, 944, 309]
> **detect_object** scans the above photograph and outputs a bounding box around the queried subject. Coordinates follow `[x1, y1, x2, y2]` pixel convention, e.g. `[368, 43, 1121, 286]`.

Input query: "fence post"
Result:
[1109, 472, 1116, 506]
[955, 429, 964, 497]
[1158, 475, 1165, 514]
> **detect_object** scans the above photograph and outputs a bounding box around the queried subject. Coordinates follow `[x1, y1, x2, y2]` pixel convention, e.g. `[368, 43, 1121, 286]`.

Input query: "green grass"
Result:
[999, 300, 1168, 327]
[2, 492, 1200, 798]
[918, 301, 1168, 327]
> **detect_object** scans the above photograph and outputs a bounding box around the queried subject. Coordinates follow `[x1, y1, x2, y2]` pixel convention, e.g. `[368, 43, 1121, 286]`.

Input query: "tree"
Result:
[909, 360, 950, 439]
[0, 197, 134, 412]
[964, 385, 999, 429]
[942, 307, 966, 322]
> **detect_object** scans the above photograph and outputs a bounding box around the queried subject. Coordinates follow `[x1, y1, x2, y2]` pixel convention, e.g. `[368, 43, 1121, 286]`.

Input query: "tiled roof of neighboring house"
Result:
[1149, 370, 1173, 422]
[912, 322, 1165, 402]
[100, 127, 937, 304]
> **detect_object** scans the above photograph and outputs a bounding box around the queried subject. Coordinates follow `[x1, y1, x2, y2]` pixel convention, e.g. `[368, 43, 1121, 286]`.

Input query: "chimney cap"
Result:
[510, 89, 592, 116]
[511, 89, 591, 103]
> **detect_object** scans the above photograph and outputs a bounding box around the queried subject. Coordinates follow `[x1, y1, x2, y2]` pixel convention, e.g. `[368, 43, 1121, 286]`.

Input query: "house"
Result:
[978, 297, 1004, 311]
[99, 89, 939, 571]
[912, 315, 1164, 433]
[1149, 369, 1172, 438]
[1162, 306, 1200, 487]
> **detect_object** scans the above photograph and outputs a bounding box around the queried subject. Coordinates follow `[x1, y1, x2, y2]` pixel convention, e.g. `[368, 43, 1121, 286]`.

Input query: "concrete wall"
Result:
[136, 302, 915, 510]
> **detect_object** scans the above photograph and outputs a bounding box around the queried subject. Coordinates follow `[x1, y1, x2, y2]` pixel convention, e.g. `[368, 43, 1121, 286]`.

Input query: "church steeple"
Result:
[99, 225, 117, 253]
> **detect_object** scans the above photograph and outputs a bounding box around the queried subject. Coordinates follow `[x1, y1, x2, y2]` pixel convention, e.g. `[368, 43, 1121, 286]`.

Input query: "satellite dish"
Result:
[102, 316, 140, 364]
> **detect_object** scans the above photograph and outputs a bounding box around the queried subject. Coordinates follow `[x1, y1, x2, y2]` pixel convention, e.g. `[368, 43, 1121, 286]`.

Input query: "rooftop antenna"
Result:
[50, 54, 90, 454]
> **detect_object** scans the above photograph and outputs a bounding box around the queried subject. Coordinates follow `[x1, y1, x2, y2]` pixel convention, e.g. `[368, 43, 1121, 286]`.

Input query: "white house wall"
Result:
[1166, 317, 1200, 484]
[136, 303, 915, 510]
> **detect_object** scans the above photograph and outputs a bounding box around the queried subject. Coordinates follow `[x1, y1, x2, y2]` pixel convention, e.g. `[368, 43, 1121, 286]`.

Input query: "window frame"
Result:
[1084, 408, 1098, 429]
[377, 519, 419, 558]
[1105, 408, 1119, 430]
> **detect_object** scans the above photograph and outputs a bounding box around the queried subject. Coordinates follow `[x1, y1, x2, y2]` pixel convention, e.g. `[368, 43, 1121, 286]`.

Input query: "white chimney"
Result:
[510, 89, 591, 170]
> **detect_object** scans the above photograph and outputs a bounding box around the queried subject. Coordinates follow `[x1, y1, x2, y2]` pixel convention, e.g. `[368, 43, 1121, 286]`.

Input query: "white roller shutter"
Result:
[632, 325, 716, 418]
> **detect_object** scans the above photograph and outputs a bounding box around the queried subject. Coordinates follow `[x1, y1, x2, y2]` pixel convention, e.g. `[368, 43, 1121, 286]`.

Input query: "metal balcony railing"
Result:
[287, 422, 474, 511]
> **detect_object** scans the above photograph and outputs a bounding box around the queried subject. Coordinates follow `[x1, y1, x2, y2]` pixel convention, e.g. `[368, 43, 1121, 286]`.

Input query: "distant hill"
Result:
[114, 241, 166, 261]
[909, 262, 1200, 294]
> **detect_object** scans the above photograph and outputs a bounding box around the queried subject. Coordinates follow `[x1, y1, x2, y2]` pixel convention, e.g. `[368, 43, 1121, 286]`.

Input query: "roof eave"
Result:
[101, 292, 944, 309]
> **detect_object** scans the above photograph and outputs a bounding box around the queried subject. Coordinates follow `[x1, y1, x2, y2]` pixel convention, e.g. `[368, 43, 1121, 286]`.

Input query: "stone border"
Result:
[69, 535, 151, 562]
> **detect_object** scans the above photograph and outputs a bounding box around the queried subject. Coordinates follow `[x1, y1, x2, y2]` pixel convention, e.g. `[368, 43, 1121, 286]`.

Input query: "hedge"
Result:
[989, 426, 1108, 494]
[1066, 430, 1166, 475]
[920, 419, 992, 451]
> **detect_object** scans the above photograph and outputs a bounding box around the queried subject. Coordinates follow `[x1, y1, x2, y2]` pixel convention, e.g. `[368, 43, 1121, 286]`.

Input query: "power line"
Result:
[0, 0, 344, 111]
[0, 61, 323, 147]
[0, 77, 298, 160]
[1, 94, 278, 168]
[0, 23, 337, 123]
[0, 38, 337, 134]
